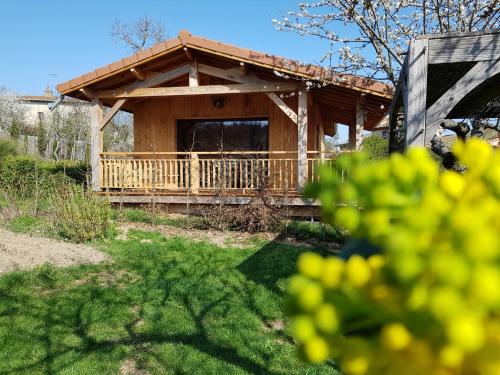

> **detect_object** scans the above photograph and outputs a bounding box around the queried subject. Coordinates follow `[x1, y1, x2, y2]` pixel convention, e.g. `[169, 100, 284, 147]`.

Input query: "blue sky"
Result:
[0, 0, 334, 95]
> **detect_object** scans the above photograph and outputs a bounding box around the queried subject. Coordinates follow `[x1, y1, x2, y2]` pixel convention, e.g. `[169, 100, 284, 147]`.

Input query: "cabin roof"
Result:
[57, 29, 392, 98]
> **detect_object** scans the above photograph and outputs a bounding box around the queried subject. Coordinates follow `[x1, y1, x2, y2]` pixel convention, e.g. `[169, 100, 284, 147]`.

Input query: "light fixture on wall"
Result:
[212, 97, 225, 109]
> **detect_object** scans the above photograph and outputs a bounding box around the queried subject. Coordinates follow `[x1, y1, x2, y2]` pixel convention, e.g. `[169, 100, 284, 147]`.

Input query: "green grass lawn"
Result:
[0, 228, 340, 374]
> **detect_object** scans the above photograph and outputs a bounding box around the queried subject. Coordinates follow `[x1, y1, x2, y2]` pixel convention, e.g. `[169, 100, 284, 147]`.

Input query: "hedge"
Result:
[0, 155, 89, 194]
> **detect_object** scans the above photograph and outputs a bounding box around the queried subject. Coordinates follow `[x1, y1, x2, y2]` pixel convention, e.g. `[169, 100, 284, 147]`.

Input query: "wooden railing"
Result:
[99, 151, 339, 193]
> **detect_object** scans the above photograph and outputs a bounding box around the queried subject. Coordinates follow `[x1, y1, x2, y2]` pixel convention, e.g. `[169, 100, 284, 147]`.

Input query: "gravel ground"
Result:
[0, 228, 109, 275]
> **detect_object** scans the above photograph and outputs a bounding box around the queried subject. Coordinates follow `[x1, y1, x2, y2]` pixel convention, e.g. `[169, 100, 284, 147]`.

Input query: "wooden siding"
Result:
[133, 93, 322, 154]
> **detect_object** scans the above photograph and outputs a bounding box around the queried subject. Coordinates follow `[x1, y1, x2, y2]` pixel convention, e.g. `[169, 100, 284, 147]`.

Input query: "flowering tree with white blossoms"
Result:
[273, 1, 499, 85]
[0, 88, 27, 139]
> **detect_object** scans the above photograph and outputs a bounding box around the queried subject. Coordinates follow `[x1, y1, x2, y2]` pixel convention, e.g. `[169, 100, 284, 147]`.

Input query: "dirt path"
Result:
[117, 222, 341, 251]
[0, 228, 109, 275]
[117, 222, 273, 248]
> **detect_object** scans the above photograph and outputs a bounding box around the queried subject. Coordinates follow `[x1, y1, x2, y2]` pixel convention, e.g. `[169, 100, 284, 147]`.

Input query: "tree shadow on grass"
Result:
[0, 233, 338, 375]
[237, 240, 333, 295]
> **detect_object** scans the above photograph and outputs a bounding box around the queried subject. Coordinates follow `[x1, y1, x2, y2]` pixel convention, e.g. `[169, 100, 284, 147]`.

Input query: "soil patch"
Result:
[0, 228, 109, 275]
[117, 222, 341, 251]
[117, 222, 274, 248]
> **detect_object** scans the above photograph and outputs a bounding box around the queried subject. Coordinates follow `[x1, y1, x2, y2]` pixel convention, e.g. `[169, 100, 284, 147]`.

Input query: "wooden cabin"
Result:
[389, 29, 500, 151]
[57, 30, 391, 206]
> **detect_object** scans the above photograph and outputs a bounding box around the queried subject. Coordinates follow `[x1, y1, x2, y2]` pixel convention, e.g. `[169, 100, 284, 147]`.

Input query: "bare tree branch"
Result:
[274, 1, 499, 85]
[111, 16, 167, 53]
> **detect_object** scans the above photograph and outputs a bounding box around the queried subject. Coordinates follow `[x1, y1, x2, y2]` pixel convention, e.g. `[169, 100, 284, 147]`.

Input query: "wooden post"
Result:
[297, 90, 308, 190]
[190, 153, 200, 194]
[348, 97, 365, 150]
[90, 99, 103, 191]
[189, 60, 199, 87]
[405, 39, 428, 147]
[318, 121, 325, 160]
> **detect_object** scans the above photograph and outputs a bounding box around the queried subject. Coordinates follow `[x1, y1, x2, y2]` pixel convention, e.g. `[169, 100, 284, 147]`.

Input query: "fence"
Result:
[15, 134, 88, 161]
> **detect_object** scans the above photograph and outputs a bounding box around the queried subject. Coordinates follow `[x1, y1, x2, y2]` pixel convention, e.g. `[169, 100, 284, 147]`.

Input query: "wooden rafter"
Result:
[96, 81, 299, 99]
[79, 87, 94, 99]
[130, 67, 146, 81]
[183, 47, 193, 61]
[103, 64, 191, 97]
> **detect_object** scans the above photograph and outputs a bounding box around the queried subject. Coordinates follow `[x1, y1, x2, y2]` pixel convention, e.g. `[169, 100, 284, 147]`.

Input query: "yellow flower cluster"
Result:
[288, 139, 500, 374]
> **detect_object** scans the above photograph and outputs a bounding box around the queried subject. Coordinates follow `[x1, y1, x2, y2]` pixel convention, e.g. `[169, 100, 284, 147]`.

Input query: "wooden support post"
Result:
[90, 99, 103, 191]
[318, 121, 325, 159]
[355, 97, 365, 150]
[190, 153, 200, 194]
[405, 39, 428, 147]
[189, 60, 199, 87]
[348, 97, 365, 150]
[297, 90, 308, 190]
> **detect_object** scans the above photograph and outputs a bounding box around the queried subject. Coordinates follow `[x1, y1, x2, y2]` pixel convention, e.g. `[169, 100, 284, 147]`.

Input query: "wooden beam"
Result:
[404, 39, 428, 147]
[100, 64, 190, 98]
[424, 57, 500, 144]
[100, 99, 127, 130]
[79, 87, 94, 99]
[297, 90, 308, 190]
[90, 99, 103, 191]
[198, 64, 300, 124]
[130, 67, 146, 81]
[198, 63, 261, 84]
[189, 60, 198, 87]
[266, 93, 297, 124]
[427, 33, 500, 64]
[126, 64, 190, 91]
[183, 47, 193, 61]
[96, 81, 299, 99]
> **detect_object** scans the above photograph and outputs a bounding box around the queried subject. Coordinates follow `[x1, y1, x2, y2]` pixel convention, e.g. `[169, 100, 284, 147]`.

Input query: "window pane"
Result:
[177, 118, 268, 152]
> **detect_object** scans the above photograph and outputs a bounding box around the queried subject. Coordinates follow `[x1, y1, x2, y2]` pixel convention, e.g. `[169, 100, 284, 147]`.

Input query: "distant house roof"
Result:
[57, 29, 392, 98]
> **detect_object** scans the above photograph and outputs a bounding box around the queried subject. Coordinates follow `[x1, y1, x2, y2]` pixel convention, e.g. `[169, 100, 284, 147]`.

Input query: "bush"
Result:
[361, 134, 388, 160]
[49, 184, 111, 242]
[0, 155, 88, 193]
[287, 139, 500, 374]
[0, 137, 17, 162]
[203, 196, 284, 233]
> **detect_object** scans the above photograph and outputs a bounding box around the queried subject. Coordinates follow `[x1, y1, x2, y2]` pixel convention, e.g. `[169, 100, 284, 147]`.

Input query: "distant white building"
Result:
[20, 86, 89, 126]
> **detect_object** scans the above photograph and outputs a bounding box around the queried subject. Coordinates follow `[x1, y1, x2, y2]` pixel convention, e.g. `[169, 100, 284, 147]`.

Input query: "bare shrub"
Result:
[48, 184, 111, 242]
[202, 177, 286, 233]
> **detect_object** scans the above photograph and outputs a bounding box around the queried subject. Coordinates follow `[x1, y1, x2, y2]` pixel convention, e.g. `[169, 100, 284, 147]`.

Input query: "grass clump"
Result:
[49, 184, 111, 242]
[285, 220, 345, 244]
